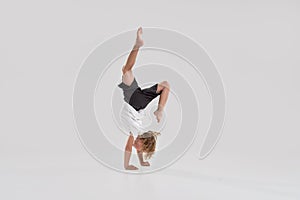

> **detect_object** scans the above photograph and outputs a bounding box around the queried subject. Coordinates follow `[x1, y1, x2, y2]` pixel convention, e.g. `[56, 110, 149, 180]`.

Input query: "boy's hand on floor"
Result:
[125, 165, 139, 170]
[141, 161, 150, 166]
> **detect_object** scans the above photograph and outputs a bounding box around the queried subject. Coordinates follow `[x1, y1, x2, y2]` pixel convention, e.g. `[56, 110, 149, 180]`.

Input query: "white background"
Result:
[1, 0, 299, 199]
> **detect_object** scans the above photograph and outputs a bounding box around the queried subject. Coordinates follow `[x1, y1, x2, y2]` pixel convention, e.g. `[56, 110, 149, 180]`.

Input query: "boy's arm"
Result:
[137, 150, 150, 166]
[124, 133, 138, 170]
[137, 150, 144, 164]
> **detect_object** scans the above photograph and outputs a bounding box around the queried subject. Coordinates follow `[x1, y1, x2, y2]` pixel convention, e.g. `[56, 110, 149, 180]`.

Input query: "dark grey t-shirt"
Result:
[118, 78, 139, 103]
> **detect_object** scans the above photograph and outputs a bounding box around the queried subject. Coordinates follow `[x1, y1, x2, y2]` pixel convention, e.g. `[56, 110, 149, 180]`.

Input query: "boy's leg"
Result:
[154, 81, 170, 123]
[122, 27, 144, 75]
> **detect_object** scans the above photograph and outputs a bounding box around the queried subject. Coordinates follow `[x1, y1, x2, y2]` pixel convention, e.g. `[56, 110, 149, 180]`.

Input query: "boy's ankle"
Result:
[156, 105, 164, 112]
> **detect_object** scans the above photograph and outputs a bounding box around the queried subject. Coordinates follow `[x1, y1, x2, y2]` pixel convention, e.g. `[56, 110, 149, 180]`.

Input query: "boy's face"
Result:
[133, 137, 143, 151]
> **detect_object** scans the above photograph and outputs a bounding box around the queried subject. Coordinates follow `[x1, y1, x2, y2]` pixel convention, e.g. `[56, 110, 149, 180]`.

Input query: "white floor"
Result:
[1, 150, 299, 200]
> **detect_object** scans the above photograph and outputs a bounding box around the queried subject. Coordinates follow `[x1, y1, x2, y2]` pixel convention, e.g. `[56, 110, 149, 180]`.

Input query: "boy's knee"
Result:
[162, 81, 170, 90]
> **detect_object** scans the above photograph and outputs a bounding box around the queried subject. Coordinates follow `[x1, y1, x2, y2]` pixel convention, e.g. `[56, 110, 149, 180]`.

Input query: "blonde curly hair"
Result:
[138, 130, 161, 160]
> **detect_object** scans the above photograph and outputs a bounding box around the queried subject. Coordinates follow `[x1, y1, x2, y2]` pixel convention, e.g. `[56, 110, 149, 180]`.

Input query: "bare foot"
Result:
[153, 110, 163, 123]
[135, 27, 144, 47]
